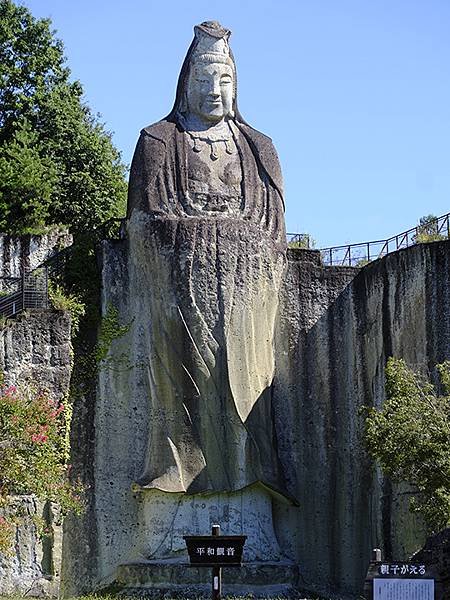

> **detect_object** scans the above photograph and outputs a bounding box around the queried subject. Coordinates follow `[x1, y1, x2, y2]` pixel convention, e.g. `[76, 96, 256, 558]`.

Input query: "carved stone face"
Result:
[187, 61, 233, 124]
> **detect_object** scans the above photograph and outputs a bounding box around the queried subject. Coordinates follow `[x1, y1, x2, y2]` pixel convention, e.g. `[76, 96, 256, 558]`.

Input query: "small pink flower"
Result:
[50, 404, 64, 418]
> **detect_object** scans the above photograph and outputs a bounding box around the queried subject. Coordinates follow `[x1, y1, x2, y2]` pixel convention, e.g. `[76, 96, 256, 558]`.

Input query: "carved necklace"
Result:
[185, 122, 235, 161]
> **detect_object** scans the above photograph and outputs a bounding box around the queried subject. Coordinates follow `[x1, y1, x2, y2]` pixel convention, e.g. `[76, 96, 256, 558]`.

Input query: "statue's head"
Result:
[169, 21, 242, 126]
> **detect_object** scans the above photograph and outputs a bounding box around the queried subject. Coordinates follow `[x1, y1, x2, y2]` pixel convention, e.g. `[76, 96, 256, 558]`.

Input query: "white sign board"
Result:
[373, 578, 434, 600]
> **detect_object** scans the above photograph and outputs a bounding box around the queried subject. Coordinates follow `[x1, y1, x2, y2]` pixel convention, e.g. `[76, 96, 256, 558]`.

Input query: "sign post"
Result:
[211, 524, 221, 600]
[184, 524, 247, 600]
[364, 548, 437, 600]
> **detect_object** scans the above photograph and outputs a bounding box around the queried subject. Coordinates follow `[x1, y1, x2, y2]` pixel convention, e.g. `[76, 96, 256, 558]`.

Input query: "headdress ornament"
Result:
[191, 21, 233, 66]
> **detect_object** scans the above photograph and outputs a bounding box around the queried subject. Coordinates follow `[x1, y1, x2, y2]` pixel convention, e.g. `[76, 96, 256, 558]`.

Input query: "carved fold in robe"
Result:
[127, 117, 294, 502]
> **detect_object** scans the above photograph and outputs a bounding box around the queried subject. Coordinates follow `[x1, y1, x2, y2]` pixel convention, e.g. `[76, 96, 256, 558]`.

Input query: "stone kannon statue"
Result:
[126, 21, 292, 512]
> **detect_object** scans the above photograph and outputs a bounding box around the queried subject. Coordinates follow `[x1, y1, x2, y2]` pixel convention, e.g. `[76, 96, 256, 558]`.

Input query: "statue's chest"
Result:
[184, 131, 243, 215]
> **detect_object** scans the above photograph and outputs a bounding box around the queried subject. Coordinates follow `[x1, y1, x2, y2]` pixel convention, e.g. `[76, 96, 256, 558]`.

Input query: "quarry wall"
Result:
[0, 232, 72, 596]
[1, 233, 449, 599]
[274, 241, 449, 598]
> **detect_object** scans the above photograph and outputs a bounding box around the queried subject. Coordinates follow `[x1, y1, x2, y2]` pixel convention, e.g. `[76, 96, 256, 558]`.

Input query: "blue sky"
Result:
[23, 0, 450, 247]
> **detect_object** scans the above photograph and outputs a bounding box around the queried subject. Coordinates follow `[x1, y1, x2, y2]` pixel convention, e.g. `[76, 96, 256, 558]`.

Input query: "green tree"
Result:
[364, 358, 450, 533]
[288, 233, 316, 249]
[0, 118, 57, 230]
[413, 214, 448, 244]
[0, 0, 127, 234]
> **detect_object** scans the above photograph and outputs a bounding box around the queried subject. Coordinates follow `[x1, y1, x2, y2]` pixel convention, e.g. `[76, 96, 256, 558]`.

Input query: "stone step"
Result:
[114, 559, 299, 596]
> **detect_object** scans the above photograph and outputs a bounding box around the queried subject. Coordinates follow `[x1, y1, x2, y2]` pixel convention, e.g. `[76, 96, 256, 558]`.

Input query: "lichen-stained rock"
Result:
[0, 230, 72, 285]
[0, 310, 72, 401]
[0, 497, 63, 597]
[127, 213, 288, 498]
[273, 240, 450, 600]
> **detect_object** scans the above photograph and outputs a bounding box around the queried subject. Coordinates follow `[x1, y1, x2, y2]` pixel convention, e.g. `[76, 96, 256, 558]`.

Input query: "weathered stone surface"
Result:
[126, 214, 287, 498]
[114, 559, 299, 597]
[0, 310, 72, 401]
[62, 238, 450, 600]
[273, 241, 450, 599]
[0, 496, 63, 597]
[81, 216, 290, 590]
[0, 230, 72, 286]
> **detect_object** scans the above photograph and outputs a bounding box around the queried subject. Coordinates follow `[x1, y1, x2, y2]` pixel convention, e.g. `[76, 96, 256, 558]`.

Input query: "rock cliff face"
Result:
[0, 311, 72, 398]
[63, 236, 450, 599]
[0, 233, 72, 596]
[0, 497, 63, 597]
[0, 230, 72, 284]
[0, 310, 72, 596]
[273, 241, 450, 598]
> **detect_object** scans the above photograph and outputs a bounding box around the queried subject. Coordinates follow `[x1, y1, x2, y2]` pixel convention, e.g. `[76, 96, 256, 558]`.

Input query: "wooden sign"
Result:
[365, 550, 437, 600]
[184, 525, 247, 600]
[183, 534, 246, 567]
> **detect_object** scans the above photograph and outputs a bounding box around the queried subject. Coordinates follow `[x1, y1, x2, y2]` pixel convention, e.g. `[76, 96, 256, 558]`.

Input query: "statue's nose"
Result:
[210, 79, 221, 96]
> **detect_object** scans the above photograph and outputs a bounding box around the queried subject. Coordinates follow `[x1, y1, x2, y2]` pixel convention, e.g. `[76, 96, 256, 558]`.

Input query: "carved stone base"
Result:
[136, 485, 288, 562]
[113, 559, 299, 597]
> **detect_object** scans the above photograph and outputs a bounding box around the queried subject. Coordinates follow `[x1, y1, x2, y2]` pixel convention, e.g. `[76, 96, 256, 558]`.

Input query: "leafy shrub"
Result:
[413, 214, 448, 244]
[363, 358, 450, 533]
[288, 233, 316, 249]
[48, 280, 85, 335]
[0, 514, 14, 554]
[0, 373, 83, 553]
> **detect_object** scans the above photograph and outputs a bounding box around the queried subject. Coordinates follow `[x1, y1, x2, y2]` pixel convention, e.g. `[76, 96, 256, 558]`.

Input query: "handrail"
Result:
[288, 212, 450, 267]
[0, 219, 125, 318]
[0, 270, 48, 318]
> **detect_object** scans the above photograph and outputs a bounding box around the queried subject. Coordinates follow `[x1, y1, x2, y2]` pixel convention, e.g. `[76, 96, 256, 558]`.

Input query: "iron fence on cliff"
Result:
[0, 245, 73, 318]
[288, 212, 450, 267]
[0, 270, 49, 317]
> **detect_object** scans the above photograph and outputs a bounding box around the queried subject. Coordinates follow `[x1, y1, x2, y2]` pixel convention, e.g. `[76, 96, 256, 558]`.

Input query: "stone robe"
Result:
[126, 117, 293, 502]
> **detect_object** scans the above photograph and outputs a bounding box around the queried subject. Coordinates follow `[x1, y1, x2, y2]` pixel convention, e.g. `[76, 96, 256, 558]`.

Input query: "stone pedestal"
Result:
[135, 485, 287, 562]
[114, 559, 299, 597]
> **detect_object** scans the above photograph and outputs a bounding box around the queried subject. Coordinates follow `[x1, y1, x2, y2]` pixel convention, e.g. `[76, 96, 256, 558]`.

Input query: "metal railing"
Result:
[289, 212, 450, 267]
[286, 232, 314, 247]
[0, 218, 124, 319]
[0, 270, 49, 317]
